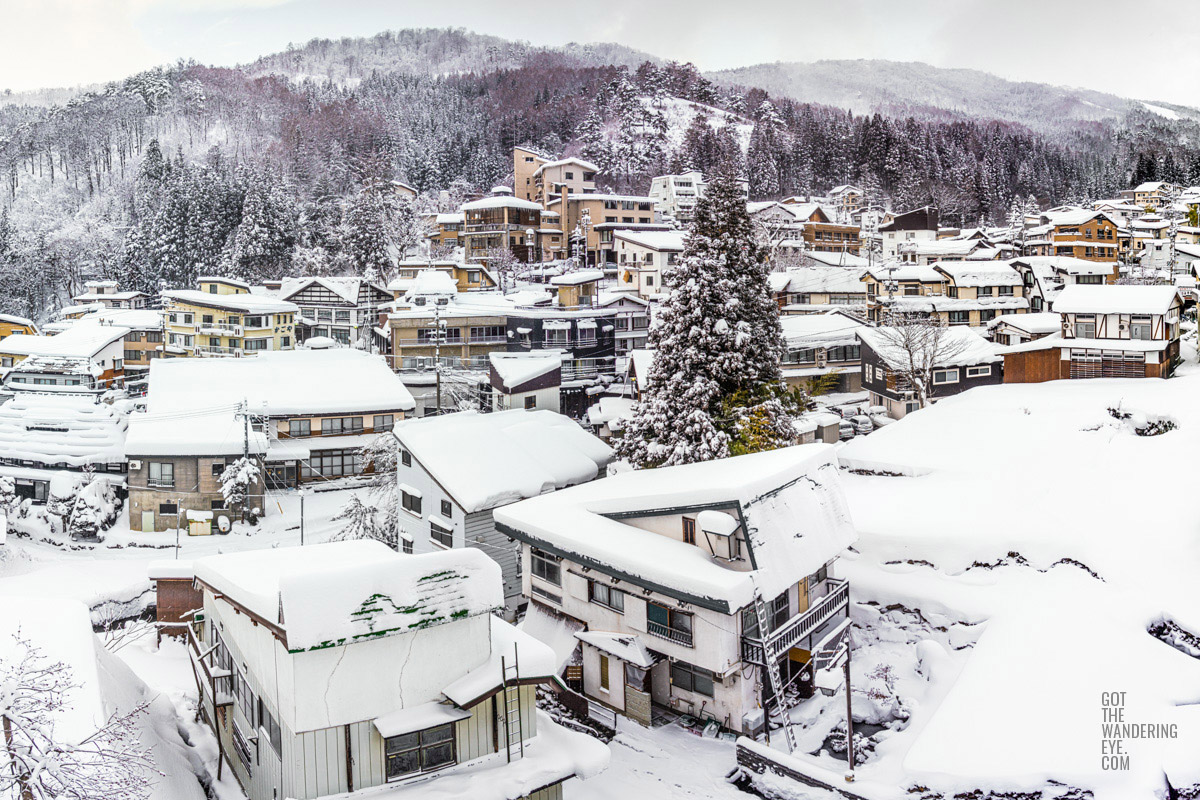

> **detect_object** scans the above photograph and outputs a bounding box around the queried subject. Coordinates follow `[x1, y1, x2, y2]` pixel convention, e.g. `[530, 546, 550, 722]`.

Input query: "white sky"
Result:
[4, 0, 1199, 105]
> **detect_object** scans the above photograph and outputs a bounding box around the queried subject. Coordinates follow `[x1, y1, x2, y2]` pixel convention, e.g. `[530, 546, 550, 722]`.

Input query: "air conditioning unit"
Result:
[128, 460, 142, 470]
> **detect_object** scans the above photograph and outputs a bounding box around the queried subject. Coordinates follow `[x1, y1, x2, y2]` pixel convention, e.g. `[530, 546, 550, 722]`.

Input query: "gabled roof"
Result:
[933, 261, 1023, 287]
[613, 229, 687, 251]
[162, 289, 298, 314]
[988, 311, 1062, 335]
[781, 311, 866, 349]
[772, 267, 867, 295]
[0, 324, 128, 359]
[879, 207, 938, 232]
[1052, 284, 1180, 315]
[532, 157, 599, 178]
[857, 326, 1002, 370]
[495, 445, 857, 612]
[394, 410, 612, 513]
[281, 276, 387, 305]
[193, 541, 503, 652]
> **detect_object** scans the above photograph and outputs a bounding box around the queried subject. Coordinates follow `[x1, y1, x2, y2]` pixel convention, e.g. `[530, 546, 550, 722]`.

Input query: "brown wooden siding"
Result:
[1004, 349, 1061, 383]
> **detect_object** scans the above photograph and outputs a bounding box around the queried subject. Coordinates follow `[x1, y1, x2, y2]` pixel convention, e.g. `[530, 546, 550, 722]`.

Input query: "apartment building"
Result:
[162, 277, 298, 357]
[461, 188, 547, 264]
[649, 172, 707, 223]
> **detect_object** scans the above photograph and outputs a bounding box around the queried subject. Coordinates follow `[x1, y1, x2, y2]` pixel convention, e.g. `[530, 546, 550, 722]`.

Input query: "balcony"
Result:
[196, 323, 244, 337]
[741, 579, 849, 665]
[647, 620, 693, 648]
[193, 345, 246, 357]
[468, 335, 508, 344]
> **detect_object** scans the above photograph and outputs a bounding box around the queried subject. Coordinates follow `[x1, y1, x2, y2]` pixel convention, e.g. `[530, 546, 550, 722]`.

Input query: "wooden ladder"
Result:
[500, 644, 524, 763]
[752, 582, 798, 752]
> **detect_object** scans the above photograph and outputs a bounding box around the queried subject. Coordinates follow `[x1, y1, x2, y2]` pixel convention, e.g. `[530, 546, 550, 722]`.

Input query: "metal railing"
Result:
[647, 620, 693, 648]
[187, 625, 232, 710]
[741, 579, 849, 665]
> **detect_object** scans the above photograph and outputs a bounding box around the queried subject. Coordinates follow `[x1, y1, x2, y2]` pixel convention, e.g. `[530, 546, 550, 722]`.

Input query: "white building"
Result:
[187, 541, 607, 800]
[648, 172, 707, 223]
[394, 410, 612, 613]
[495, 445, 857, 734]
[613, 230, 686, 300]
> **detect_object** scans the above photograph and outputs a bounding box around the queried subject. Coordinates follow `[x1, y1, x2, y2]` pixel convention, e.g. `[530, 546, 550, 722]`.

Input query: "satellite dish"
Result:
[217, 515, 232, 534]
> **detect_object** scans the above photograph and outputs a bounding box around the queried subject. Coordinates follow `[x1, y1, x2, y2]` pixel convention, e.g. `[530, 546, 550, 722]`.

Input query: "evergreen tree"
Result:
[616, 171, 796, 468]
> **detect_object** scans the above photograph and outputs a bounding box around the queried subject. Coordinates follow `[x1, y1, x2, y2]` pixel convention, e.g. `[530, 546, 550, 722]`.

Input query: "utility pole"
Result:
[299, 489, 305, 546]
[433, 297, 443, 416]
[844, 640, 855, 780]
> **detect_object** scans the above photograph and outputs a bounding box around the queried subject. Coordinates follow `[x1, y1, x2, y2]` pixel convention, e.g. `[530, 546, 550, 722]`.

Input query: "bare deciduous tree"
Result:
[0, 632, 160, 800]
[871, 312, 972, 410]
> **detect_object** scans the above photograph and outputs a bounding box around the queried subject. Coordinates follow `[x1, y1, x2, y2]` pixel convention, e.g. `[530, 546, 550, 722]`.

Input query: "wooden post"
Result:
[344, 723, 354, 792]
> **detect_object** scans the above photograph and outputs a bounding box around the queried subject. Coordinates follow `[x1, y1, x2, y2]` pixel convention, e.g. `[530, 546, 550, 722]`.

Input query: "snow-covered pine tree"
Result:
[220, 457, 262, 521]
[616, 170, 797, 468]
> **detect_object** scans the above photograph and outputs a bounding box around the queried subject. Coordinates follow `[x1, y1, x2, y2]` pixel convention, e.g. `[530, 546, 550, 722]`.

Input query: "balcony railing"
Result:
[647, 620, 693, 648]
[741, 579, 849, 665]
[193, 345, 246, 357]
[195, 323, 244, 337]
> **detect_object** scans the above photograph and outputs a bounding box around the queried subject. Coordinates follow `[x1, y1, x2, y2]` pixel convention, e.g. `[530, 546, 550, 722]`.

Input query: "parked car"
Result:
[838, 421, 856, 440]
[849, 415, 874, 436]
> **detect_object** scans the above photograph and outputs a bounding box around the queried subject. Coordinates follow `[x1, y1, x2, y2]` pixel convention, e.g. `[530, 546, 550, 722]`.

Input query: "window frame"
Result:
[588, 580, 625, 613]
[932, 368, 960, 385]
[384, 724, 456, 782]
[530, 547, 561, 586]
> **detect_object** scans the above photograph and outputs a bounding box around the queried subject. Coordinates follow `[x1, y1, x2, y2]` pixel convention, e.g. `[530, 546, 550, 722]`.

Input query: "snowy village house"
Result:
[547, 193, 662, 267]
[858, 326, 1004, 419]
[162, 276, 298, 357]
[779, 311, 866, 393]
[70, 279, 150, 309]
[461, 188, 549, 265]
[270, 276, 392, 348]
[36, 307, 166, 392]
[389, 258, 499, 294]
[1010, 255, 1120, 312]
[393, 409, 612, 615]
[0, 312, 37, 341]
[999, 284, 1182, 382]
[878, 206, 939, 259]
[186, 541, 607, 800]
[613, 229, 686, 300]
[136, 349, 414, 493]
[0, 322, 130, 389]
[125, 406, 268, 533]
[769, 265, 869, 316]
[648, 171, 707, 224]
[489, 353, 564, 413]
[1038, 209, 1121, 263]
[930, 261, 1029, 327]
[494, 446, 857, 735]
[0, 391, 127, 509]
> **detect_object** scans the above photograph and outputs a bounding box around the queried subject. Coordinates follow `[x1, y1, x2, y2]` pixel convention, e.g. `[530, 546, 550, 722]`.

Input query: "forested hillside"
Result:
[1, 27, 1198, 323]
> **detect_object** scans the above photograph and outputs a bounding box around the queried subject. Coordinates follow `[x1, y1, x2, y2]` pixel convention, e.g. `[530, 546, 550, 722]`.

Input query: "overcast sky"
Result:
[5, 0, 1200, 105]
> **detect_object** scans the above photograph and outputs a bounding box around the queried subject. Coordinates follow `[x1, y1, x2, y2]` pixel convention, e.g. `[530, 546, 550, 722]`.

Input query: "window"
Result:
[646, 602, 693, 646]
[244, 316, 265, 328]
[401, 490, 422, 515]
[932, 368, 960, 385]
[303, 449, 363, 479]
[1077, 275, 1104, 285]
[158, 502, 178, 515]
[335, 310, 351, 323]
[977, 286, 993, 297]
[430, 520, 453, 548]
[321, 416, 364, 435]
[234, 669, 256, 727]
[233, 720, 255, 773]
[682, 517, 695, 545]
[148, 462, 174, 487]
[440, 499, 452, 517]
[588, 580, 625, 612]
[373, 414, 394, 432]
[997, 286, 1013, 296]
[948, 311, 970, 325]
[599, 654, 610, 691]
[258, 699, 282, 756]
[1074, 315, 1096, 339]
[524, 396, 537, 410]
[289, 419, 310, 437]
[212, 462, 225, 477]
[966, 365, 992, 378]
[245, 338, 268, 351]
[645, 276, 654, 287]
[669, 660, 714, 697]
[469, 325, 505, 342]
[402, 539, 413, 555]
[770, 591, 791, 630]
[385, 725, 455, 781]
[530, 548, 561, 586]
[401, 449, 412, 467]
[1130, 316, 1153, 340]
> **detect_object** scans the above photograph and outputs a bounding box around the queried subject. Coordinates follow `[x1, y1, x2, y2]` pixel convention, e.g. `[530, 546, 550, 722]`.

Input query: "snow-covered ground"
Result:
[5, 372, 1200, 799]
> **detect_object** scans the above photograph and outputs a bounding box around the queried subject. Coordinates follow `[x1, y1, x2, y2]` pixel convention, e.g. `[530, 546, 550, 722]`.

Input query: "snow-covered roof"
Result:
[933, 261, 1022, 287]
[0, 395, 126, 467]
[866, 263, 943, 284]
[1044, 208, 1118, 228]
[796, 251, 870, 268]
[857, 326, 1002, 371]
[988, 311, 1062, 335]
[435, 212, 465, 224]
[74, 308, 163, 330]
[1013, 256, 1116, 277]
[1052, 284, 1179, 315]
[900, 239, 986, 256]
[781, 312, 866, 349]
[613, 229, 687, 251]
[489, 353, 561, 391]
[405, 269, 459, 299]
[0, 325, 128, 359]
[280, 276, 385, 305]
[550, 269, 604, 286]
[882, 295, 1028, 314]
[575, 631, 656, 668]
[125, 407, 268, 457]
[193, 541, 503, 652]
[162, 289, 298, 314]
[628, 349, 655, 382]
[495, 445, 857, 612]
[461, 195, 543, 212]
[394, 410, 612, 513]
[1134, 181, 1167, 192]
[0, 313, 34, 328]
[6, 355, 101, 377]
[772, 267, 867, 295]
[144, 349, 415, 416]
[532, 157, 599, 178]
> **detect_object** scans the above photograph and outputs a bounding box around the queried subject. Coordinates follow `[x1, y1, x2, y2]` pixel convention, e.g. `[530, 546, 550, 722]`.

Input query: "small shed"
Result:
[147, 560, 200, 643]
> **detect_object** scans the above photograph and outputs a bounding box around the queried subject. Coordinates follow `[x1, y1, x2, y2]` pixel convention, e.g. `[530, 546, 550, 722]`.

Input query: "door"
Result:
[797, 578, 810, 614]
[141, 511, 155, 532]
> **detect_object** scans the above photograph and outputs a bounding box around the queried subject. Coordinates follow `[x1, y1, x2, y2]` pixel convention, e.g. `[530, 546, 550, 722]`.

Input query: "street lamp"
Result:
[526, 227, 535, 270]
